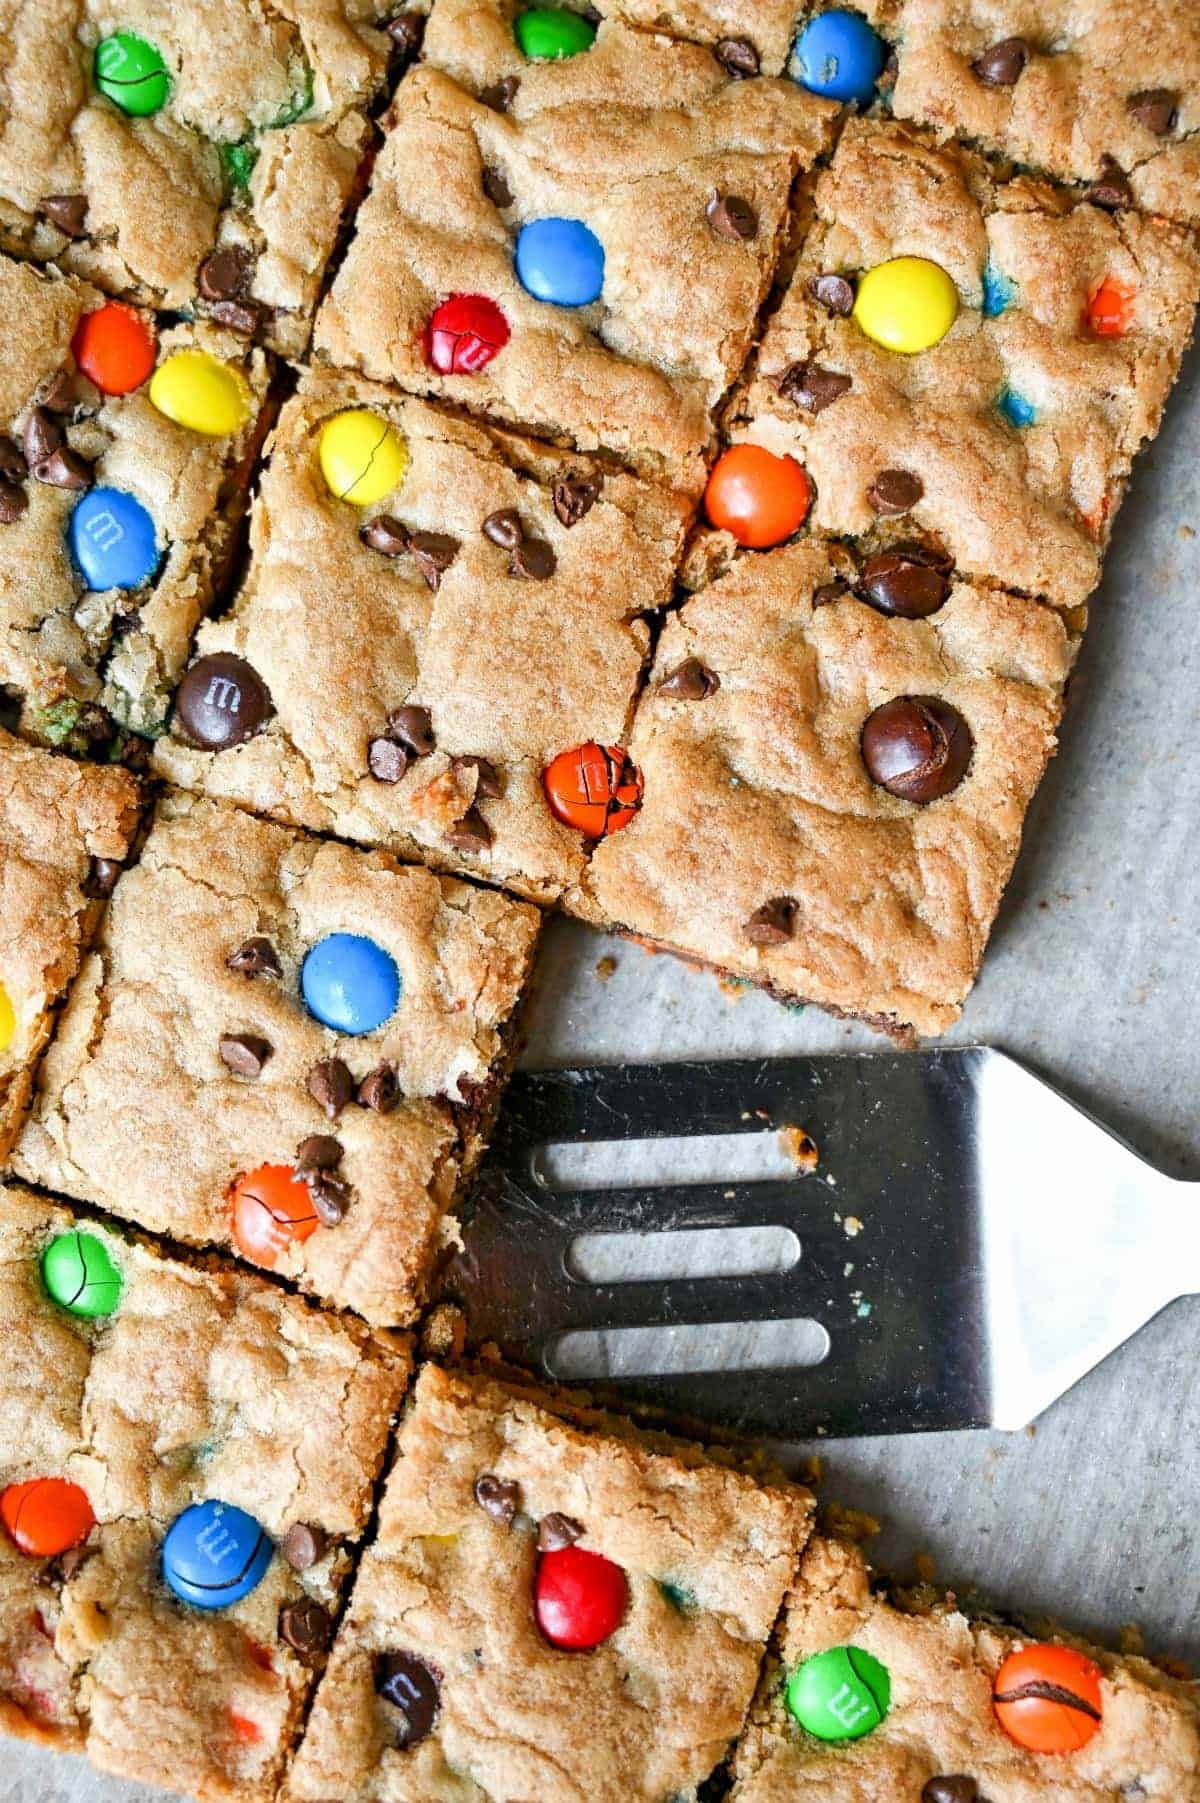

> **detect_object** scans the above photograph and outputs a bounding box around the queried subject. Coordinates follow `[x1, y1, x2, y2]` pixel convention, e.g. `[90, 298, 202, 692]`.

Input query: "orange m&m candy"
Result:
[72, 302, 157, 396]
[704, 444, 811, 549]
[543, 743, 642, 838]
[1, 1478, 95, 1558]
[993, 1643, 1103, 1754]
[1084, 277, 1135, 340]
[230, 1164, 319, 1268]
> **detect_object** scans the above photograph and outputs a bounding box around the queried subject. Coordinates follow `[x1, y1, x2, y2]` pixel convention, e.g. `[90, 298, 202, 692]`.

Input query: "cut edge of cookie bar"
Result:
[283, 1359, 816, 1803]
[729, 1531, 1200, 1799]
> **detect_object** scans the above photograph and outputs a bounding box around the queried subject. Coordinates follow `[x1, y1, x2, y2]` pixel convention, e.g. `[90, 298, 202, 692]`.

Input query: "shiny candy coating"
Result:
[319, 411, 408, 506]
[704, 444, 811, 549]
[1, 1478, 95, 1558]
[993, 1644, 1104, 1753]
[301, 933, 401, 1035]
[998, 387, 1036, 429]
[515, 7, 596, 59]
[41, 1230, 123, 1318]
[230, 1165, 319, 1267]
[94, 33, 170, 116]
[543, 743, 642, 838]
[861, 694, 972, 804]
[0, 979, 13, 1053]
[72, 303, 156, 396]
[791, 9, 887, 104]
[1085, 277, 1135, 339]
[981, 262, 1015, 319]
[785, 1645, 891, 1741]
[425, 294, 510, 374]
[149, 351, 252, 437]
[68, 487, 160, 591]
[535, 1545, 627, 1650]
[515, 218, 605, 308]
[175, 653, 272, 751]
[854, 258, 959, 354]
[162, 1500, 273, 1610]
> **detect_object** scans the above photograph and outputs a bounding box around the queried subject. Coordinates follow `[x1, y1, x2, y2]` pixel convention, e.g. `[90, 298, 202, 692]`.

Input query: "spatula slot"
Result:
[546, 1316, 831, 1380]
[566, 1225, 800, 1283]
[533, 1128, 809, 1191]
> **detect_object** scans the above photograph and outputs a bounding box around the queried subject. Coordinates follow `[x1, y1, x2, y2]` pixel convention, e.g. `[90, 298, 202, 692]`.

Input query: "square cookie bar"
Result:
[721, 118, 1200, 611]
[730, 1534, 1200, 1799]
[0, 0, 412, 357]
[313, 19, 837, 488]
[0, 727, 140, 1160]
[0, 1183, 410, 1800]
[575, 540, 1073, 1037]
[285, 1363, 814, 1803]
[13, 792, 541, 1324]
[153, 368, 690, 902]
[0, 254, 271, 746]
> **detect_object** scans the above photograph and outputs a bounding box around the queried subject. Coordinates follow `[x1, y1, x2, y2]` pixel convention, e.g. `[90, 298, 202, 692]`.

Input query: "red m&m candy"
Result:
[1084, 277, 1135, 339]
[425, 294, 511, 375]
[993, 1643, 1104, 1754]
[704, 444, 811, 549]
[543, 743, 642, 838]
[1, 1478, 95, 1558]
[72, 302, 157, 396]
[535, 1545, 627, 1650]
[230, 1164, 319, 1267]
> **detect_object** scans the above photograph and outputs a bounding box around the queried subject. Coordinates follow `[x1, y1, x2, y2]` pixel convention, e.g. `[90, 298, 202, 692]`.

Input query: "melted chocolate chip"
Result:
[308, 1057, 354, 1119]
[279, 1598, 331, 1656]
[972, 36, 1029, 87]
[553, 475, 600, 527]
[296, 1134, 343, 1175]
[445, 806, 493, 852]
[176, 655, 272, 750]
[1127, 88, 1178, 136]
[923, 1781, 979, 1803]
[23, 408, 61, 468]
[452, 754, 503, 798]
[375, 1651, 441, 1747]
[408, 531, 460, 591]
[861, 695, 972, 803]
[537, 1513, 583, 1551]
[867, 469, 924, 516]
[859, 546, 951, 618]
[227, 936, 282, 978]
[368, 736, 408, 783]
[357, 1061, 400, 1113]
[307, 1171, 352, 1226]
[387, 704, 435, 756]
[658, 657, 719, 700]
[715, 35, 760, 78]
[474, 1473, 520, 1527]
[482, 165, 513, 209]
[199, 246, 251, 302]
[812, 582, 845, 607]
[0, 436, 26, 484]
[480, 76, 520, 113]
[811, 272, 856, 315]
[482, 508, 524, 550]
[706, 192, 758, 242]
[511, 536, 556, 580]
[209, 298, 260, 336]
[39, 194, 88, 237]
[1085, 156, 1133, 211]
[281, 1521, 328, 1571]
[386, 10, 426, 59]
[219, 1033, 273, 1078]
[39, 369, 78, 415]
[34, 445, 91, 490]
[35, 1544, 93, 1587]
[83, 857, 122, 898]
[360, 514, 409, 556]
[0, 479, 25, 524]
[745, 896, 798, 945]
[777, 362, 852, 414]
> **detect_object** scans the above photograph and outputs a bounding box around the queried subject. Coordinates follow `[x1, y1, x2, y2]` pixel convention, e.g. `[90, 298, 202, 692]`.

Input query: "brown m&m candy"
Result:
[859, 545, 951, 618]
[176, 654, 272, 750]
[923, 1781, 978, 1803]
[861, 696, 972, 803]
[993, 1643, 1103, 1753]
[375, 1650, 442, 1747]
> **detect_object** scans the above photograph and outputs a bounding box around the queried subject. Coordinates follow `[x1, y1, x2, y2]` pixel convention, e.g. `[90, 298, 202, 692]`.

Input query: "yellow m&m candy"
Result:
[853, 257, 959, 354]
[318, 410, 408, 507]
[149, 351, 252, 437]
[0, 980, 15, 1054]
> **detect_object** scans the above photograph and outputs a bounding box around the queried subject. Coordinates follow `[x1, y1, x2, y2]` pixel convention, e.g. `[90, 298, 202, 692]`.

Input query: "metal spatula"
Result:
[440, 1048, 1199, 1439]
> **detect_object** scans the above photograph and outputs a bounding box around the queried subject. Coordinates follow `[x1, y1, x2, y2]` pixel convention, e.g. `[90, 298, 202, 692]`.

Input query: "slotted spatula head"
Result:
[440, 1048, 1196, 1439]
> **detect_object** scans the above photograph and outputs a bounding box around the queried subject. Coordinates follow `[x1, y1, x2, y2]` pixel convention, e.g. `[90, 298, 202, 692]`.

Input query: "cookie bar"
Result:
[13, 792, 540, 1324]
[730, 1534, 1200, 1799]
[0, 254, 271, 747]
[285, 1362, 814, 1803]
[0, 1, 412, 358]
[722, 117, 1200, 610]
[0, 1182, 410, 1800]
[0, 727, 140, 1161]
[153, 367, 690, 902]
[313, 21, 837, 488]
[600, 1, 896, 82]
[574, 539, 1072, 1037]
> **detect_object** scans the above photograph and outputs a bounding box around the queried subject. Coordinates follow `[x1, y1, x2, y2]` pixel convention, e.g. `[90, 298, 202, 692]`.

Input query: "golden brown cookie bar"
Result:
[0, 254, 271, 746]
[13, 792, 540, 1324]
[0, 728, 141, 1160]
[0, 0, 413, 357]
[153, 368, 690, 903]
[730, 1535, 1200, 1800]
[572, 540, 1072, 1038]
[724, 117, 1200, 611]
[597, 1, 896, 75]
[285, 1363, 814, 1803]
[0, 1182, 410, 1800]
[314, 24, 837, 488]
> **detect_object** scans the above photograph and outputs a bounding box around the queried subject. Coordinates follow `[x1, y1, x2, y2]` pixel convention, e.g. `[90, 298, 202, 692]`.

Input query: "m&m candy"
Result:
[543, 743, 642, 837]
[1085, 278, 1135, 339]
[1, 1478, 95, 1558]
[791, 9, 887, 104]
[72, 303, 156, 396]
[68, 487, 160, 591]
[853, 258, 959, 354]
[515, 7, 597, 59]
[149, 351, 252, 437]
[94, 33, 170, 116]
[425, 294, 511, 374]
[535, 1545, 627, 1650]
[993, 1644, 1103, 1753]
[998, 387, 1036, 429]
[318, 410, 408, 506]
[704, 444, 811, 549]
[301, 933, 401, 1035]
[0, 979, 14, 1053]
[41, 1230, 123, 1319]
[162, 1500, 272, 1610]
[515, 219, 605, 308]
[230, 1165, 319, 1266]
[785, 1645, 891, 1741]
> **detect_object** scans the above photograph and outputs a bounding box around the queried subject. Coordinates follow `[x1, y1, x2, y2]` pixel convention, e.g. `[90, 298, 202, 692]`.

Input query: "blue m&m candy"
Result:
[68, 487, 160, 591]
[162, 1501, 272, 1610]
[301, 933, 401, 1035]
[515, 218, 604, 308]
[791, 9, 887, 104]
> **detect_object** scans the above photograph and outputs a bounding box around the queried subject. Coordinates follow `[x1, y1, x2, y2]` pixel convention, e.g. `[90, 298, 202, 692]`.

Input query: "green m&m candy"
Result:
[95, 33, 170, 117]
[41, 1231, 123, 1319]
[785, 1645, 891, 1742]
[514, 7, 597, 59]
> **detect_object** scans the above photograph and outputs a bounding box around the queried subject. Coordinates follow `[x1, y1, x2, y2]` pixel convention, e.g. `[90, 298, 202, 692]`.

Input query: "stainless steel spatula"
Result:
[440, 1048, 1198, 1439]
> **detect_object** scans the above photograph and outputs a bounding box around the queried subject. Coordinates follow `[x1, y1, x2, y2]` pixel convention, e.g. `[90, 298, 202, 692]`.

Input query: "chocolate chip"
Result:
[227, 936, 282, 978]
[511, 536, 556, 581]
[387, 704, 435, 756]
[480, 75, 520, 113]
[386, 9, 426, 59]
[39, 194, 88, 237]
[812, 583, 844, 607]
[198, 245, 251, 302]
[33, 445, 91, 490]
[279, 1598, 331, 1656]
[368, 736, 408, 783]
[39, 369, 78, 414]
[451, 754, 503, 798]
[971, 36, 1029, 87]
[0, 481, 28, 525]
[706, 192, 758, 242]
[83, 857, 122, 898]
[1086, 156, 1133, 211]
[307, 1171, 351, 1226]
[445, 806, 493, 852]
[474, 1473, 520, 1526]
[537, 1513, 583, 1551]
[861, 695, 972, 803]
[219, 1032, 273, 1078]
[208, 298, 260, 336]
[867, 469, 924, 516]
[811, 272, 856, 315]
[375, 1651, 441, 1747]
[923, 1782, 979, 1803]
[23, 408, 61, 468]
[357, 1061, 400, 1113]
[0, 436, 26, 483]
[553, 475, 600, 527]
[296, 1134, 343, 1175]
[281, 1521, 328, 1571]
[308, 1057, 354, 1119]
[176, 654, 272, 750]
[1127, 88, 1178, 136]
[35, 1544, 93, 1587]
[777, 362, 852, 415]
[360, 514, 408, 556]
[658, 657, 719, 700]
[745, 896, 798, 945]
[715, 35, 760, 78]
[859, 547, 951, 618]
[408, 531, 460, 591]
[482, 165, 513, 208]
[482, 508, 523, 550]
